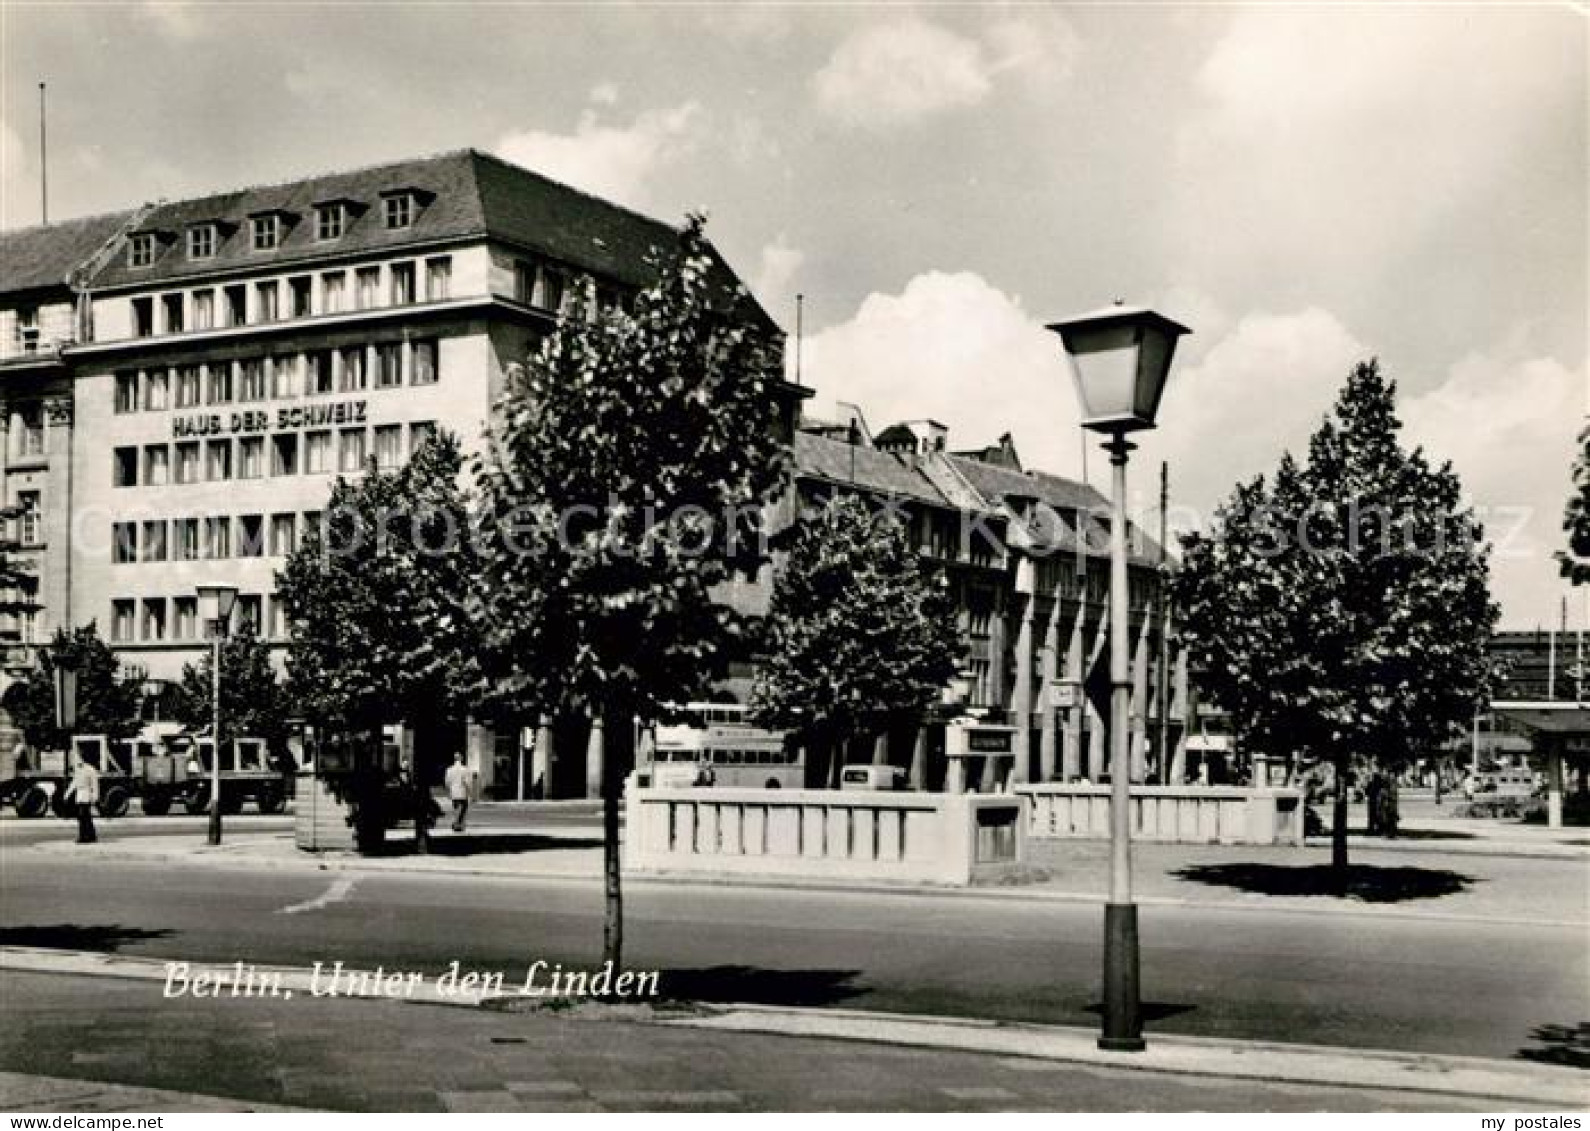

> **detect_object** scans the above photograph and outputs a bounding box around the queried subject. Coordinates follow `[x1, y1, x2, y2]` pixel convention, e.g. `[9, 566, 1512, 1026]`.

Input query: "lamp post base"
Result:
[1098, 901, 1145, 1052]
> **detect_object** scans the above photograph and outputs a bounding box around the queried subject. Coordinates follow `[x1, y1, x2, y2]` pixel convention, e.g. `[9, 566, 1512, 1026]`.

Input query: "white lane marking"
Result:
[277, 877, 356, 916]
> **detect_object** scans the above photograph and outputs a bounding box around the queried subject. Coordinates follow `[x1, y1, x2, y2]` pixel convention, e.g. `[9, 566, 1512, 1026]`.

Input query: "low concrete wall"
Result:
[294, 772, 355, 852]
[1016, 784, 1305, 846]
[624, 787, 1025, 885]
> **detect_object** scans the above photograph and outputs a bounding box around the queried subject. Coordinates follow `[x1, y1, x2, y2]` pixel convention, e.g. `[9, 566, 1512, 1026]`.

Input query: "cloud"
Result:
[983, 9, 1081, 95]
[751, 235, 805, 320]
[589, 82, 619, 107]
[495, 102, 702, 211]
[814, 17, 991, 128]
[1, 119, 37, 231]
[142, 1, 205, 40]
[1403, 340, 1586, 627]
[801, 271, 1084, 475]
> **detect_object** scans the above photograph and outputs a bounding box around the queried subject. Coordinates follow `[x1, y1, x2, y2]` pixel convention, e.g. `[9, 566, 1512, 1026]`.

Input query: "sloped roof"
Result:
[0, 210, 135, 296]
[794, 432, 949, 506]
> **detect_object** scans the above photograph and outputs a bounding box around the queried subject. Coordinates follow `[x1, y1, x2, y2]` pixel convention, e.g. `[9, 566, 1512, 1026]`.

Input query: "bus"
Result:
[644, 703, 802, 789]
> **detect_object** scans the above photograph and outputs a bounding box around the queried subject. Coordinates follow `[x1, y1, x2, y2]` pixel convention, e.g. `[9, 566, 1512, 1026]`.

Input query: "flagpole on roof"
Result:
[39, 82, 48, 225]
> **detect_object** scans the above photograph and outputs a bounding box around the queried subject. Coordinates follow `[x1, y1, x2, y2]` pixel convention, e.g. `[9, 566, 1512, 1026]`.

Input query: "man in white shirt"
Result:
[444, 753, 472, 833]
[65, 757, 101, 844]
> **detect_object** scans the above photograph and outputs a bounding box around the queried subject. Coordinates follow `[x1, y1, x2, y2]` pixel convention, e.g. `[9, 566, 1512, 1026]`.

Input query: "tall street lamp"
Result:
[196, 583, 238, 846]
[1046, 302, 1189, 1052]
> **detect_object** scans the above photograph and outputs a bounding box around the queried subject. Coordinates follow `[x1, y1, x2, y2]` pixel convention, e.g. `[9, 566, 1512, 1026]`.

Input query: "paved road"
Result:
[1, 852, 1582, 1063]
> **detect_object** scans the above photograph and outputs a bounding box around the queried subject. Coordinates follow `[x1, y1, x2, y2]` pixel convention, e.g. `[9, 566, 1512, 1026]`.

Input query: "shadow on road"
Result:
[1171, 862, 1475, 903]
[1517, 1023, 1590, 1070]
[1082, 1001, 1197, 1023]
[658, 965, 867, 1008]
[1357, 828, 1478, 842]
[0, 924, 174, 952]
[374, 834, 605, 857]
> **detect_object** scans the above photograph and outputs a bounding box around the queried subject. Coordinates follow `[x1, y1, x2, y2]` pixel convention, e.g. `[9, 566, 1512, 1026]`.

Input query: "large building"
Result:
[1, 149, 1179, 799]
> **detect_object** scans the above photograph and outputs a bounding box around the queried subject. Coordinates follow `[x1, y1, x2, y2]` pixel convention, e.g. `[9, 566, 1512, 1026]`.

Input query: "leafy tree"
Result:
[1174, 361, 1498, 889]
[9, 624, 144, 750]
[468, 214, 790, 967]
[171, 621, 289, 749]
[750, 494, 964, 785]
[1560, 426, 1590, 586]
[276, 430, 478, 851]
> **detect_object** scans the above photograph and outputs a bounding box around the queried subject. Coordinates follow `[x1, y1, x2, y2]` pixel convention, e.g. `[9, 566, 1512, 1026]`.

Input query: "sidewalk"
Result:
[3, 956, 1583, 1111]
[21, 822, 1586, 927]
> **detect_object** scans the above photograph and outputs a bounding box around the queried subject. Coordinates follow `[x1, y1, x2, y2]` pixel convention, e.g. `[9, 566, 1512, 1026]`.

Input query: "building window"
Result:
[113, 522, 138, 563]
[112, 600, 135, 642]
[338, 427, 367, 472]
[206, 439, 233, 481]
[143, 445, 169, 486]
[14, 307, 39, 354]
[270, 355, 300, 399]
[239, 359, 266, 401]
[207, 363, 233, 405]
[356, 267, 380, 310]
[251, 214, 280, 251]
[225, 284, 247, 326]
[383, 194, 414, 229]
[308, 350, 334, 395]
[17, 406, 44, 458]
[115, 372, 140, 414]
[175, 366, 201, 408]
[409, 421, 436, 456]
[238, 594, 262, 633]
[373, 425, 403, 470]
[339, 346, 366, 391]
[267, 596, 287, 639]
[532, 265, 563, 312]
[410, 339, 437, 385]
[375, 342, 402, 388]
[205, 515, 231, 559]
[175, 442, 201, 485]
[271, 433, 299, 476]
[145, 368, 169, 410]
[192, 289, 215, 330]
[174, 596, 197, 640]
[303, 510, 322, 544]
[132, 297, 154, 338]
[17, 492, 40, 545]
[269, 512, 297, 556]
[238, 514, 265, 557]
[239, 436, 264, 479]
[322, 271, 346, 313]
[289, 275, 313, 319]
[304, 430, 332, 474]
[142, 520, 168, 562]
[256, 280, 280, 322]
[390, 262, 415, 305]
[113, 447, 139, 488]
[316, 203, 345, 241]
[162, 293, 185, 334]
[188, 225, 215, 259]
[129, 234, 155, 268]
[176, 518, 200, 561]
[142, 598, 167, 642]
[425, 256, 451, 302]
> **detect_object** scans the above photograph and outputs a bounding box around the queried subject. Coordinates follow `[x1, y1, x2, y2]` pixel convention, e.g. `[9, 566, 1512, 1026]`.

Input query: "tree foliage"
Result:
[8, 623, 144, 749]
[1173, 361, 1498, 880]
[750, 494, 963, 763]
[468, 214, 791, 965]
[172, 622, 290, 748]
[1560, 426, 1590, 586]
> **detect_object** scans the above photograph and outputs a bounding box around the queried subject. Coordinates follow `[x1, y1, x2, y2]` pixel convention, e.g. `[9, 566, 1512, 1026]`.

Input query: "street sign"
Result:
[1051, 680, 1081, 710]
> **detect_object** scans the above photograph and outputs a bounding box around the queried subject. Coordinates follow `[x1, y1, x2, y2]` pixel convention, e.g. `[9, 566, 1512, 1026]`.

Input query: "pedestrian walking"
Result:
[65, 756, 100, 844]
[444, 753, 472, 833]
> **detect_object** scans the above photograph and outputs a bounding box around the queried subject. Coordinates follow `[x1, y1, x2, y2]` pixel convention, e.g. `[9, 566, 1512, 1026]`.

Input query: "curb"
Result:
[2, 947, 1581, 1108]
[15, 839, 1588, 929]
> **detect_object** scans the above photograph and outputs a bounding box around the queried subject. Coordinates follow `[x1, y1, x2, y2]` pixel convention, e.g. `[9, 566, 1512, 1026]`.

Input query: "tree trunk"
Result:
[1331, 750, 1350, 894]
[413, 763, 430, 856]
[601, 705, 623, 974]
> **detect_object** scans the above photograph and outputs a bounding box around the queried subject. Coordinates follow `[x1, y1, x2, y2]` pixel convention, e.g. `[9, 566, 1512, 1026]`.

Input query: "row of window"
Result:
[130, 257, 451, 337]
[111, 592, 279, 643]
[112, 421, 436, 487]
[113, 339, 439, 413]
[128, 193, 425, 269]
[111, 509, 322, 565]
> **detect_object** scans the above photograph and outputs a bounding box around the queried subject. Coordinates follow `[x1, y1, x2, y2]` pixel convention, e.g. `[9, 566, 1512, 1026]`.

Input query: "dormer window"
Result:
[129, 233, 157, 268]
[188, 224, 217, 259]
[251, 214, 281, 251]
[315, 202, 346, 241]
[383, 193, 415, 230]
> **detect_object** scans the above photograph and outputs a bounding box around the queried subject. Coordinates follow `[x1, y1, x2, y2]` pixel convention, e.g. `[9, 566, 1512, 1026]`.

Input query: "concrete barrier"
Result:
[1016, 784, 1305, 846]
[294, 772, 355, 851]
[624, 787, 1025, 885]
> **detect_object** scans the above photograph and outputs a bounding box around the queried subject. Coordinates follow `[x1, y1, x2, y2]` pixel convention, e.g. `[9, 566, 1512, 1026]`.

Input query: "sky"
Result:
[1, 1, 1584, 629]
